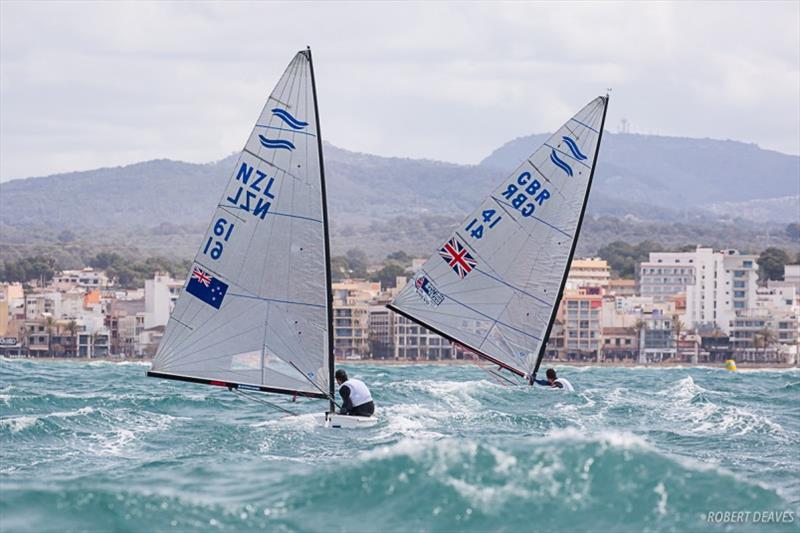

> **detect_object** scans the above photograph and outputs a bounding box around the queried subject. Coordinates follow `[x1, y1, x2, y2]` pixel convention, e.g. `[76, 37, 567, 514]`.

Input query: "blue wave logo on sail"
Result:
[271, 108, 308, 130]
[550, 150, 573, 177]
[259, 135, 296, 151]
[561, 136, 587, 160]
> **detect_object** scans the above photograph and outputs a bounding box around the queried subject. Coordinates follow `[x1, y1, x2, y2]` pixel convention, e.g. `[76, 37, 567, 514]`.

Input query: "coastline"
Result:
[3, 356, 796, 370]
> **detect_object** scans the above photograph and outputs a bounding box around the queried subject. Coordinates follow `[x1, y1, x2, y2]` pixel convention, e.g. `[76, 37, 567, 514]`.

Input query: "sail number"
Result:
[500, 171, 551, 217]
[465, 209, 502, 240]
[203, 218, 235, 260]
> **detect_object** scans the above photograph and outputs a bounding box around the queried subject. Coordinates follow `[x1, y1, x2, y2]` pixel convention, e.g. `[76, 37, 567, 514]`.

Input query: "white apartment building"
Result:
[332, 280, 380, 358]
[393, 315, 453, 360]
[144, 273, 179, 329]
[639, 247, 758, 333]
[52, 268, 109, 290]
[566, 258, 611, 290]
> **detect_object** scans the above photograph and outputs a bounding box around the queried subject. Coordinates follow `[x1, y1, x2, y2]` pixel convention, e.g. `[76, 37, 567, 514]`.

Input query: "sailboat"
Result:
[147, 48, 376, 429]
[388, 96, 609, 384]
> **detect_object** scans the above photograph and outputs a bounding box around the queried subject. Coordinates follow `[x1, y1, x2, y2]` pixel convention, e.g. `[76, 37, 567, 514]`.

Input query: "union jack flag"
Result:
[438, 237, 477, 279]
[192, 267, 211, 287]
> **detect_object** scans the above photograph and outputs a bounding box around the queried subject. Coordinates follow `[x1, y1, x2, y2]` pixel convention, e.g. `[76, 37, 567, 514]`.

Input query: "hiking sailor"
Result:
[530, 368, 574, 391]
[335, 369, 375, 416]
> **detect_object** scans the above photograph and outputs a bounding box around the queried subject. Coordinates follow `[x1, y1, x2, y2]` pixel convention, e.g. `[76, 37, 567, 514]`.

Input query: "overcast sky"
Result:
[1, 1, 798, 182]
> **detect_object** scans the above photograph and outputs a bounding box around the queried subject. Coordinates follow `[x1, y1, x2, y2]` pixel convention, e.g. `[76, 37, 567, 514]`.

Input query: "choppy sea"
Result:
[1, 359, 798, 532]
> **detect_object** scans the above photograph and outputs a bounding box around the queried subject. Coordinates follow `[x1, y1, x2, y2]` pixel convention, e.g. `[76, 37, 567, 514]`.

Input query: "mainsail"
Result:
[148, 49, 334, 401]
[388, 96, 609, 380]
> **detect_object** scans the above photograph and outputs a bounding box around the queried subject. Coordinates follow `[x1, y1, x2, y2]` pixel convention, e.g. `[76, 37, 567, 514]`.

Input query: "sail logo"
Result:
[257, 108, 308, 151]
[439, 237, 477, 279]
[259, 136, 296, 151]
[186, 266, 228, 310]
[550, 149, 573, 177]
[415, 275, 444, 306]
[561, 136, 587, 160]
[271, 108, 308, 130]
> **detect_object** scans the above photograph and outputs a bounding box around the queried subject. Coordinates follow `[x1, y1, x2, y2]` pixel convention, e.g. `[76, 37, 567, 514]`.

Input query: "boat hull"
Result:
[317, 412, 378, 429]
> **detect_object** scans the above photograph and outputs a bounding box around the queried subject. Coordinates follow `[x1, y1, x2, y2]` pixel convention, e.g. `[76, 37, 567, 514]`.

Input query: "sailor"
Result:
[530, 368, 574, 391]
[335, 369, 375, 417]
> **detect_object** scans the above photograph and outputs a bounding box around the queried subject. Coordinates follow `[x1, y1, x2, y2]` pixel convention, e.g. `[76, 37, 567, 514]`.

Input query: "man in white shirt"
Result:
[335, 369, 375, 417]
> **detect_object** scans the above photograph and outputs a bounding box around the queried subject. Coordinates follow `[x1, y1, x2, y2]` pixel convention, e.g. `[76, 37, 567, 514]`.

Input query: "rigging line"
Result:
[227, 293, 325, 308]
[216, 204, 248, 223]
[255, 125, 316, 137]
[232, 389, 299, 416]
[472, 360, 518, 386]
[289, 361, 340, 409]
[389, 304, 524, 376]
[241, 148, 305, 182]
[526, 161, 568, 201]
[472, 360, 509, 387]
[570, 117, 599, 134]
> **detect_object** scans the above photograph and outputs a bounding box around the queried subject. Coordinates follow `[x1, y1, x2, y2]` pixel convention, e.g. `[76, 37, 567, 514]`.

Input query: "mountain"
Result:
[1, 135, 798, 266]
[481, 132, 800, 213]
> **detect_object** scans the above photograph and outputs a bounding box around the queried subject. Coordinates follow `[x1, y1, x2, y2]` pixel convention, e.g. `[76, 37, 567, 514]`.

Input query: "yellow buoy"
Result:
[724, 359, 737, 372]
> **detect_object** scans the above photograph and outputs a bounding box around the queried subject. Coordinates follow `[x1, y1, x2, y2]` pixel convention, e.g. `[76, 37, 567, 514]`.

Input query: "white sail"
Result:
[149, 50, 331, 397]
[389, 96, 609, 379]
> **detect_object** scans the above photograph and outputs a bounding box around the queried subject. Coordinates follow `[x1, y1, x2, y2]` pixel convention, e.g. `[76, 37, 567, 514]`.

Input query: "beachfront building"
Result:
[393, 315, 453, 360]
[559, 287, 603, 360]
[332, 280, 380, 359]
[601, 326, 638, 361]
[367, 302, 394, 359]
[144, 273, 181, 329]
[638, 247, 758, 333]
[566, 258, 611, 290]
[51, 268, 109, 290]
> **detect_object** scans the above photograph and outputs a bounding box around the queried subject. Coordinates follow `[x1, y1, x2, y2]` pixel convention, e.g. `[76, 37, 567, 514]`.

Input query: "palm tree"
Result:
[755, 326, 775, 361]
[634, 319, 646, 364]
[44, 315, 55, 358]
[671, 315, 685, 361]
[66, 320, 78, 358]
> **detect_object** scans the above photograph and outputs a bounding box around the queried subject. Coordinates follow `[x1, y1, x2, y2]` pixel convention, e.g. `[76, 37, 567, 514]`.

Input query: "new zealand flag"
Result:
[186, 266, 228, 309]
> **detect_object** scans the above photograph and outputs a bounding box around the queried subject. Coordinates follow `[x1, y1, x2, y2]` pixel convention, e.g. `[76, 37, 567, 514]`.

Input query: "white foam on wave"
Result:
[1, 406, 98, 433]
[654, 376, 787, 439]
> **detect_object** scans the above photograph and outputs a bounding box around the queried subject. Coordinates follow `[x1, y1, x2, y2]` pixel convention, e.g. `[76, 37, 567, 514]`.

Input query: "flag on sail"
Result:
[149, 50, 331, 398]
[388, 96, 609, 379]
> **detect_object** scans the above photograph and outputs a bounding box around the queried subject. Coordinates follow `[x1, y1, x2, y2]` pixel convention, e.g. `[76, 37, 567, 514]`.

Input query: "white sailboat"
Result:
[388, 96, 609, 384]
[147, 48, 376, 429]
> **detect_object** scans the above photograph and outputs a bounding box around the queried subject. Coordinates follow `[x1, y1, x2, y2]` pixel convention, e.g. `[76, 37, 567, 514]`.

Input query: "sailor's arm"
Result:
[338, 385, 354, 415]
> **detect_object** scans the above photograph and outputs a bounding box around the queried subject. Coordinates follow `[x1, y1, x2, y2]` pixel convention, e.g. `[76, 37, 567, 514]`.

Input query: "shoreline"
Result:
[2, 356, 796, 370]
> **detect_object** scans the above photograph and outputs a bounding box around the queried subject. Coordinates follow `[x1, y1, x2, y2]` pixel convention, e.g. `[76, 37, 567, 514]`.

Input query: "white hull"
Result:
[317, 412, 378, 429]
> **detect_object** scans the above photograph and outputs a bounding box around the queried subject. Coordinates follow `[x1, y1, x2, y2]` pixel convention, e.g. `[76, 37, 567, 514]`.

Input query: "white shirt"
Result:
[339, 378, 373, 407]
[554, 378, 574, 391]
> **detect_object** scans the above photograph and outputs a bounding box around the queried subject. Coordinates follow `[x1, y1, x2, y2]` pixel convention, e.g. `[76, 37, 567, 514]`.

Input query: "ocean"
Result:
[1, 359, 798, 532]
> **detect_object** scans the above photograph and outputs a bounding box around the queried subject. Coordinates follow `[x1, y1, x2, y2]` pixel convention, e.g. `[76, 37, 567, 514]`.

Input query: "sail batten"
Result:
[149, 50, 332, 397]
[389, 96, 609, 379]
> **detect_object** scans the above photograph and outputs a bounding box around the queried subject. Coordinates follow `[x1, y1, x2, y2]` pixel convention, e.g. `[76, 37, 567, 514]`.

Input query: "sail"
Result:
[388, 96, 608, 378]
[149, 50, 331, 398]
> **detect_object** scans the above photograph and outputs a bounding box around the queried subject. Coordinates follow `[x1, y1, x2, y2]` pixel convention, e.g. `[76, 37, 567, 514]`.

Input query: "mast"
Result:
[306, 46, 336, 414]
[531, 95, 609, 382]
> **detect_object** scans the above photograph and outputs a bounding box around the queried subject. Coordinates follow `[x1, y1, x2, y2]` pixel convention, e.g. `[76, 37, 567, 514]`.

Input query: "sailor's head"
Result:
[335, 368, 348, 385]
[546, 368, 557, 384]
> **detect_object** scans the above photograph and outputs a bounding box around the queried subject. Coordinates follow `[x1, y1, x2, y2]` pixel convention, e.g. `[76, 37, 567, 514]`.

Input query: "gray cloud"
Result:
[1, 1, 798, 181]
